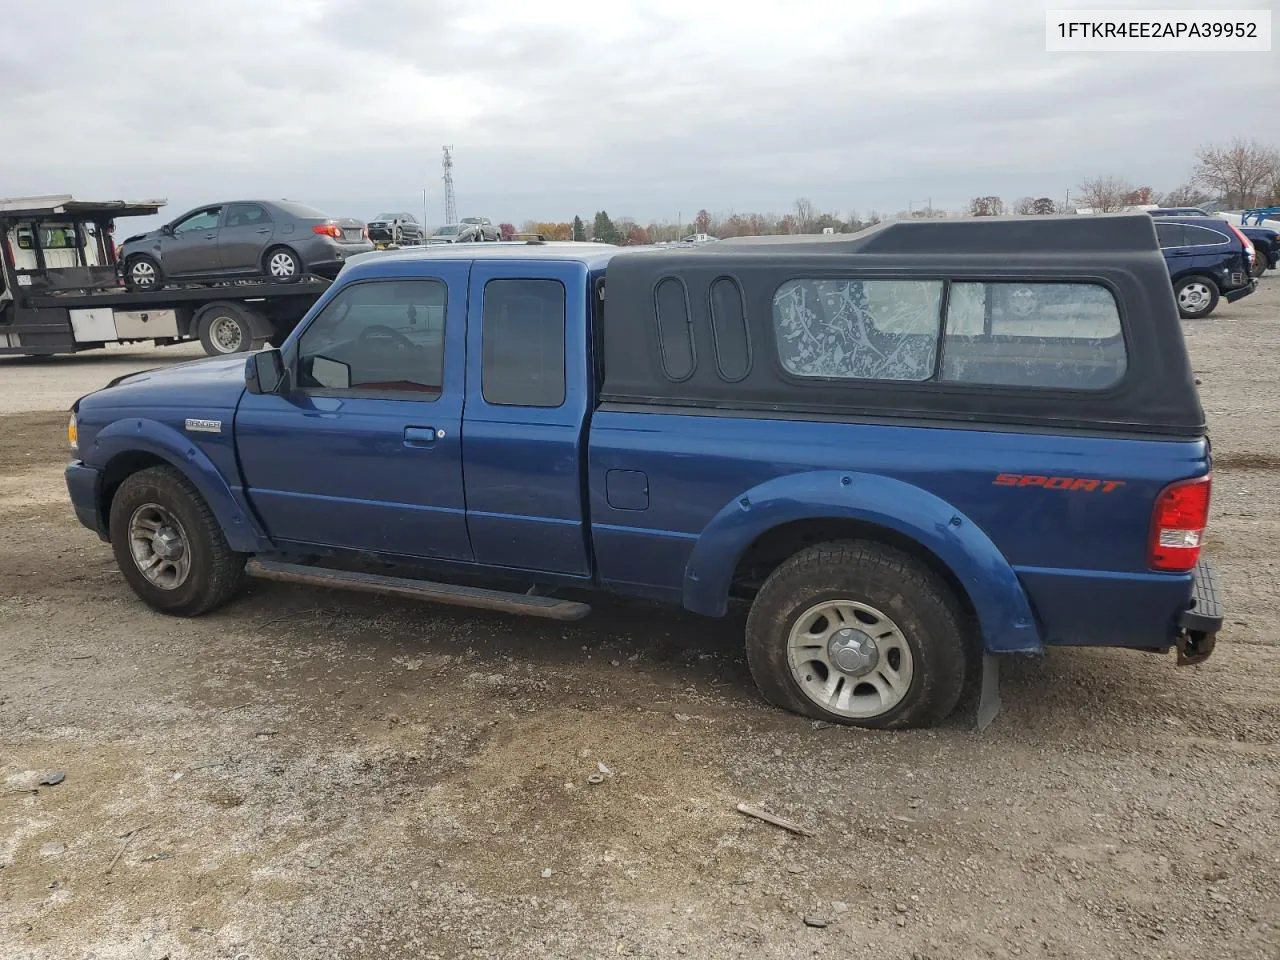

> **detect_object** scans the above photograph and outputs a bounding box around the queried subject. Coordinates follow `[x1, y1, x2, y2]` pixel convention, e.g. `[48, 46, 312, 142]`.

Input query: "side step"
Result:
[245, 559, 592, 621]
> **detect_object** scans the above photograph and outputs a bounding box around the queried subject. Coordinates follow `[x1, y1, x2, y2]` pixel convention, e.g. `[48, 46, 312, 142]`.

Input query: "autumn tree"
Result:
[572, 215, 585, 241]
[693, 209, 712, 235]
[592, 210, 622, 245]
[498, 222, 515, 241]
[624, 225, 649, 245]
[1075, 176, 1134, 213]
[968, 196, 1005, 217]
[1124, 186, 1155, 206]
[1193, 139, 1279, 208]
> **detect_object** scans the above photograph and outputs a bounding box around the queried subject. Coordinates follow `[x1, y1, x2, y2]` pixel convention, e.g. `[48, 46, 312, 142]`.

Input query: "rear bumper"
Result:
[1223, 280, 1257, 303]
[1176, 560, 1221, 664]
[301, 238, 375, 275]
[65, 461, 107, 540]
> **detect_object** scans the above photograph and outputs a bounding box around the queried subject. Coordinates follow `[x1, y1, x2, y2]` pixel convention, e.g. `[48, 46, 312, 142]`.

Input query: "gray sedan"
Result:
[118, 200, 373, 290]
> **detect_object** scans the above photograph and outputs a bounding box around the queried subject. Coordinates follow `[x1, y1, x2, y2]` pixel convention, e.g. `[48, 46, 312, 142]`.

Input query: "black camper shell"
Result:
[598, 214, 1205, 438]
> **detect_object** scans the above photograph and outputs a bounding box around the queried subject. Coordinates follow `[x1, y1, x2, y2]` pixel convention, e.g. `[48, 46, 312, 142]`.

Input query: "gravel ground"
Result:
[1, 280, 1277, 960]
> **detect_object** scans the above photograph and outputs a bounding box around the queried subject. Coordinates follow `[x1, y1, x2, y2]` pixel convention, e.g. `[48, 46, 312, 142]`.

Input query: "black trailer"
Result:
[0, 195, 330, 357]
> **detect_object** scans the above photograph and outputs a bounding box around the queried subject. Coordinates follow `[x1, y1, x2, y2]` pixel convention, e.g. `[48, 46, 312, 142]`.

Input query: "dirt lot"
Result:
[1, 282, 1277, 960]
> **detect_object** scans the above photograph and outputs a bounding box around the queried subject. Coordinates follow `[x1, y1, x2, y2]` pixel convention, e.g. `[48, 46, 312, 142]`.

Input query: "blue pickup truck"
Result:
[64, 214, 1223, 729]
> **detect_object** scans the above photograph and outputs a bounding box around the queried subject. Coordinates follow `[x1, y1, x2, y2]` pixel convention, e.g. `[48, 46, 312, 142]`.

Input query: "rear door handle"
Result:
[404, 426, 442, 447]
[205, 234, 217, 239]
[256, 228, 271, 234]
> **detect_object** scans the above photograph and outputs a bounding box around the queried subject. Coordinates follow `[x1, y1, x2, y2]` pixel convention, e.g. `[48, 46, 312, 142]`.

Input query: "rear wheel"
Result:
[1252, 243, 1269, 278]
[745, 541, 969, 729]
[264, 247, 302, 283]
[109, 465, 245, 616]
[1174, 276, 1219, 319]
[196, 303, 258, 356]
[125, 255, 162, 292]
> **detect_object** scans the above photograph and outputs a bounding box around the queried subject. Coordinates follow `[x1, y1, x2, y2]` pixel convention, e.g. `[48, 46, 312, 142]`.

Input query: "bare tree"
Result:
[1193, 139, 1279, 208]
[968, 196, 1005, 217]
[793, 198, 817, 233]
[1075, 176, 1134, 213]
[1159, 182, 1211, 208]
[1012, 197, 1036, 216]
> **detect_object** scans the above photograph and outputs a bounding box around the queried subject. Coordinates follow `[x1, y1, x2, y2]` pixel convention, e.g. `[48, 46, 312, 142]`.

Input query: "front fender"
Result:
[90, 418, 267, 553]
[682, 470, 1042, 655]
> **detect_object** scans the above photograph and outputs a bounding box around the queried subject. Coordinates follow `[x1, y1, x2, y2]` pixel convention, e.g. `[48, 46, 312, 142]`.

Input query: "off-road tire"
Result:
[109, 465, 245, 616]
[745, 541, 969, 729]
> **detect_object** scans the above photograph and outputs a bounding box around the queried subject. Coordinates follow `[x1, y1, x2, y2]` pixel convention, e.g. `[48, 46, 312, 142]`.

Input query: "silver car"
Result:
[118, 200, 373, 290]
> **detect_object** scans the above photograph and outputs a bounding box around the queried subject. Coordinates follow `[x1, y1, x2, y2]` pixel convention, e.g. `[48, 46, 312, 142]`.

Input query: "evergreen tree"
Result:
[572, 215, 586, 242]
[592, 210, 621, 245]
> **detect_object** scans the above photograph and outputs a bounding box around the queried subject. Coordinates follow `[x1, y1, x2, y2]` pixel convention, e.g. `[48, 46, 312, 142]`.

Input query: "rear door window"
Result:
[772, 279, 943, 381]
[942, 282, 1126, 389]
[1155, 222, 1187, 248]
[1183, 225, 1230, 247]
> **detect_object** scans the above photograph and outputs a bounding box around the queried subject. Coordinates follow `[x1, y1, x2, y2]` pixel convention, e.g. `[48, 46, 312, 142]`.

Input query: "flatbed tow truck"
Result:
[0, 196, 331, 357]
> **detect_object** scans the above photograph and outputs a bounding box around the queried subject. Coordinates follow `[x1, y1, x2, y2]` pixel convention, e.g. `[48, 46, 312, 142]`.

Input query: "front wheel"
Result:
[745, 541, 969, 729]
[1174, 276, 1219, 319]
[109, 466, 245, 616]
[125, 256, 163, 292]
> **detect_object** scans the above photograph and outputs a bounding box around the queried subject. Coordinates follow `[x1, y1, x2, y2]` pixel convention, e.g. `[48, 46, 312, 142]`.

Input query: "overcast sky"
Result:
[2, 0, 1276, 230]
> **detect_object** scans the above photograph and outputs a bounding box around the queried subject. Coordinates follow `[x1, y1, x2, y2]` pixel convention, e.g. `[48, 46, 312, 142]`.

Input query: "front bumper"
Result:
[1176, 560, 1222, 664]
[65, 461, 106, 540]
[1223, 279, 1257, 303]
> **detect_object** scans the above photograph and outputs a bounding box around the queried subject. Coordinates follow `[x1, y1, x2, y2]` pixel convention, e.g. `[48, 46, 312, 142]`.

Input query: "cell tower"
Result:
[441, 145, 457, 225]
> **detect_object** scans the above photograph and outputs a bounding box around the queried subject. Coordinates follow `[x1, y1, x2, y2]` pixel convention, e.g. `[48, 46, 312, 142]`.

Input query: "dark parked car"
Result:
[1149, 208, 1276, 277]
[118, 200, 372, 291]
[1153, 217, 1256, 318]
[367, 212, 424, 247]
[459, 216, 500, 241]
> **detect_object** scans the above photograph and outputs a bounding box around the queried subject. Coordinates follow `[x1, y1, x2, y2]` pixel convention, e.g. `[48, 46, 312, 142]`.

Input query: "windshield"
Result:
[434, 226, 459, 236]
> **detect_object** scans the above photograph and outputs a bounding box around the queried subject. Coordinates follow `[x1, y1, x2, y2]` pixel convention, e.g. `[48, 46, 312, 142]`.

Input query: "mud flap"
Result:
[976, 653, 1001, 732]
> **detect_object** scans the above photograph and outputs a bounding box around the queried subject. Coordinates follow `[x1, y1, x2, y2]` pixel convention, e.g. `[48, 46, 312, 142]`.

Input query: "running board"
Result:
[245, 559, 592, 621]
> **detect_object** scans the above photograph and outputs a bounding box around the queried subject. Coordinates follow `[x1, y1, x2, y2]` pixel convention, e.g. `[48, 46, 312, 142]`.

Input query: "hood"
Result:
[75, 353, 251, 413]
[120, 227, 163, 246]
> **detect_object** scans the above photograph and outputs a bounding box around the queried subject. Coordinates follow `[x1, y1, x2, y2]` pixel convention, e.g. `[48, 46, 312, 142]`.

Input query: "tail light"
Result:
[1149, 474, 1211, 572]
[1226, 223, 1254, 264]
[312, 223, 342, 239]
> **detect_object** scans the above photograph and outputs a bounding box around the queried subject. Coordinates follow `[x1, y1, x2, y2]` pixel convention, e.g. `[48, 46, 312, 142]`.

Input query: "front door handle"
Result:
[404, 426, 442, 448]
[205, 234, 217, 240]
[256, 228, 271, 234]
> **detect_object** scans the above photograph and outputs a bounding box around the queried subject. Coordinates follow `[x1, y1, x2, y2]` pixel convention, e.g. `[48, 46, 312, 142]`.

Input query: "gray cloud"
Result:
[1, 0, 1274, 231]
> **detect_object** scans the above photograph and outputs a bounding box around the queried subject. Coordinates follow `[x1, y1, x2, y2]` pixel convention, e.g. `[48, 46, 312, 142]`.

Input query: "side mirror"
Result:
[161, 224, 175, 237]
[245, 348, 286, 395]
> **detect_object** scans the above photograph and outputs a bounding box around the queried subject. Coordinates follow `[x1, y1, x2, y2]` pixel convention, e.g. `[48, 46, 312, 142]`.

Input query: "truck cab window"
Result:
[481, 278, 566, 407]
[296, 279, 447, 396]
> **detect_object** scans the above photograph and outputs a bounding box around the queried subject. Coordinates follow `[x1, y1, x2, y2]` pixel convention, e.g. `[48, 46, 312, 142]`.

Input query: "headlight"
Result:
[68, 413, 78, 451]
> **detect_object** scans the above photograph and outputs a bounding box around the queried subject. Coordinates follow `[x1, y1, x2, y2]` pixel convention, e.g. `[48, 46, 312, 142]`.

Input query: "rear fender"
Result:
[91, 418, 267, 553]
[682, 470, 1042, 655]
